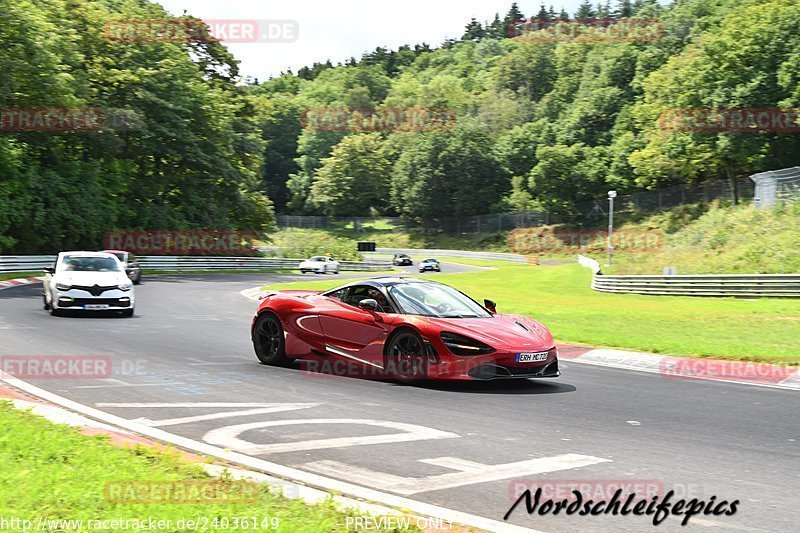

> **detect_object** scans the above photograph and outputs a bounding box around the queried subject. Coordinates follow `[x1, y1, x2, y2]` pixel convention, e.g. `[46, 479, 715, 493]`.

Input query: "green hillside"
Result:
[2, 0, 800, 254]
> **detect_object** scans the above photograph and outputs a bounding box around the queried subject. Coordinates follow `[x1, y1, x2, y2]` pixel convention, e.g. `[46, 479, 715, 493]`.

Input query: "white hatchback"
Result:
[298, 255, 340, 274]
[43, 251, 135, 316]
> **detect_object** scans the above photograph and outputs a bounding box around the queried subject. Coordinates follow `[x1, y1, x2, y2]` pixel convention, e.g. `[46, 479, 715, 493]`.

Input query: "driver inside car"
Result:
[365, 288, 392, 313]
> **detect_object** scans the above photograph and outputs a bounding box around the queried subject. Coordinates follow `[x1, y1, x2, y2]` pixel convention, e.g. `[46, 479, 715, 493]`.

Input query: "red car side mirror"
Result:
[358, 298, 378, 311]
[358, 299, 383, 322]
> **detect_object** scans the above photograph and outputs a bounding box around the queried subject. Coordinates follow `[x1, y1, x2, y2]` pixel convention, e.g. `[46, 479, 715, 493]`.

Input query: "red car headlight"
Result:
[440, 332, 495, 356]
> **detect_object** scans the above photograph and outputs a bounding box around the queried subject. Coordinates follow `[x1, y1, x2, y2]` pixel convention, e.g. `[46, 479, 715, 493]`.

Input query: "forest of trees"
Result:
[1, 0, 800, 253]
[0, 0, 273, 253]
[254, 0, 800, 219]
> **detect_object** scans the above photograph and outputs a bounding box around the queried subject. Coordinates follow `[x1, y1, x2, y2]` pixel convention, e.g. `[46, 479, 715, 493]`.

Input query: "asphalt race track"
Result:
[1, 269, 798, 533]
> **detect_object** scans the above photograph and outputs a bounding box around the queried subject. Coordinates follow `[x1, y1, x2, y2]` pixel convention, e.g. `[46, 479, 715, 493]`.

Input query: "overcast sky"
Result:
[155, 0, 593, 81]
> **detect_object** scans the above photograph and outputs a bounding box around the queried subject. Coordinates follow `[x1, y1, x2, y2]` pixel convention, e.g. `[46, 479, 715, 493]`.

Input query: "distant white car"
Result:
[299, 256, 340, 274]
[43, 251, 135, 316]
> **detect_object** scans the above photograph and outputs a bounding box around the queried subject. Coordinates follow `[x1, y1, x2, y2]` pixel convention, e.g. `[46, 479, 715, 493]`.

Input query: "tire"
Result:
[253, 312, 289, 366]
[48, 291, 61, 316]
[43, 293, 50, 311]
[385, 330, 428, 382]
[122, 308, 134, 317]
[133, 272, 142, 285]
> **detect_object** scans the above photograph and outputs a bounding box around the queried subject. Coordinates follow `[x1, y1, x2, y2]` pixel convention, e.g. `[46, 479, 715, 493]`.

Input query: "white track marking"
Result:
[304, 454, 611, 495]
[240, 287, 266, 301]
[203, 418, 458, 455]
[94, 402, 319, 427]
[11, 399, 118, 431]
[185, 357, 250, 366]
[96, 402, 288, 408]
[419, 457, 488, 472]
[1, 375, 537, 533]
[136, 405, 317, 427]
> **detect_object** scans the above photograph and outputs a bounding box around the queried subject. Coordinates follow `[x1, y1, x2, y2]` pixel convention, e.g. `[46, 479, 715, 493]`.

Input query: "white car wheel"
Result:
[49, 292, 60, 316]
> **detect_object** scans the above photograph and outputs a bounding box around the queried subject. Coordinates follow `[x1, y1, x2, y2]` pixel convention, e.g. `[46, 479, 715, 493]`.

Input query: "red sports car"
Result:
[251, 277, 559, 381]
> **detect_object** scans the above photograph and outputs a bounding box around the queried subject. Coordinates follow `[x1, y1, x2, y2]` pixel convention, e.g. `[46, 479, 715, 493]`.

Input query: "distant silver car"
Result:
[418, 258, 441, 272]
[43, 251, 135, 316]
[104, 249, 141, 284]
[392, 253, 413, 266]
[299, 256, 340, 274]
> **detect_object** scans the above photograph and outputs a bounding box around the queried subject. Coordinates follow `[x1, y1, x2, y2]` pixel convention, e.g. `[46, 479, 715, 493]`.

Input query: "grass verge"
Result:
[0, 401, 416, 532]
[0, 272, 41, 281]
[262, 261, 800, 364]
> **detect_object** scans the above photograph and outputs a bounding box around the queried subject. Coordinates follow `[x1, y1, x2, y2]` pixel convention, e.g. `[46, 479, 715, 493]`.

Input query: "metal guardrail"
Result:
[367, 248, 529, 263]
[0, 256, 55, 273]
[577, 255, 800, 297]
[0, 256, 391, 274]
[592, 273, 800, 298]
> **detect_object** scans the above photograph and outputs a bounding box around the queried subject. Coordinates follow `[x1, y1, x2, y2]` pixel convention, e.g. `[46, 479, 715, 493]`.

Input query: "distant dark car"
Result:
[103, 250, 142, 284]
[392, 253, 413, 266]
[418, 258, 440, 272]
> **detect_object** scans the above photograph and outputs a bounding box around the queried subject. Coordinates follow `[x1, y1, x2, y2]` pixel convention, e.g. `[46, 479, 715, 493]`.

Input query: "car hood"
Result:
[421, 314, 553, 349]
[55, 271, 127, 286]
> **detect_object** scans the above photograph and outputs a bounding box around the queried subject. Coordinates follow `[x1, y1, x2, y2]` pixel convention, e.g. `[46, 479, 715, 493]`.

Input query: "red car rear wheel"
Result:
[253, 313, 289, 366]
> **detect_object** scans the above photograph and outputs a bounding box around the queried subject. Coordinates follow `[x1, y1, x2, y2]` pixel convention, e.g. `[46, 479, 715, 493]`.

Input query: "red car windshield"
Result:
[389, 284, 490, 318]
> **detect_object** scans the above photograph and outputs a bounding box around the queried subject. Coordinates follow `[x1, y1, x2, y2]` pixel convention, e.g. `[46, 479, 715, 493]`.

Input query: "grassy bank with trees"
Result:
[3, 0, 799, 256]
[270, 201, 800, 274]
[256, 0, 800, 224]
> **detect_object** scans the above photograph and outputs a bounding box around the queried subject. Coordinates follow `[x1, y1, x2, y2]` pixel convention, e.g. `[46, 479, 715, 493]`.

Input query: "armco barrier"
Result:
[0, 256, 55, 273]
[367, 248, 528, 263]
[136, 256, 390, 272]
[576, 254, 800, 298]
[591, 273, 800, 298]
[0, 256, 391, 274]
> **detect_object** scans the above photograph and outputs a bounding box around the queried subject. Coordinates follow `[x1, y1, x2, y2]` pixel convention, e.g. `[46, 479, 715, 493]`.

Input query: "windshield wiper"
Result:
[440, 314, 480, 318]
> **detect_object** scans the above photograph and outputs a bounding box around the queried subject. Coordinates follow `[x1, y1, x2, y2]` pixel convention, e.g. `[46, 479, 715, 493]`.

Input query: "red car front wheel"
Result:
[385, 330, 428, 382]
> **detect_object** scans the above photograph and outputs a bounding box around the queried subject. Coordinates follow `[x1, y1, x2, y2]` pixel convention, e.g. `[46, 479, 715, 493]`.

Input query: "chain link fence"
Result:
[276, 178, 756, 235]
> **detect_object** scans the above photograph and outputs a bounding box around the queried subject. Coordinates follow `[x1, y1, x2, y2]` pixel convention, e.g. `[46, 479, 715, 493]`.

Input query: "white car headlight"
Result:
[118, 282, 133, 291]
[55, 282, 72, 291]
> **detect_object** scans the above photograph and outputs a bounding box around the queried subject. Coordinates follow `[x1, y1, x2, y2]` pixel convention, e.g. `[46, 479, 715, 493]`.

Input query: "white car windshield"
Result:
[60, 256, 121, 272]
[388, 283, 490, 318]
[310, 256, 326, 261]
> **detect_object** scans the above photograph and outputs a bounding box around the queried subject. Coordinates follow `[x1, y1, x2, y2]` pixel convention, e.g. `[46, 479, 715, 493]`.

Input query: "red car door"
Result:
[318, 285, 395, 368]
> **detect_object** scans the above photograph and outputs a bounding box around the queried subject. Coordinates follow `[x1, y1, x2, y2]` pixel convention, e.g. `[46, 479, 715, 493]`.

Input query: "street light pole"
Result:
[607, 190, 617, 267]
